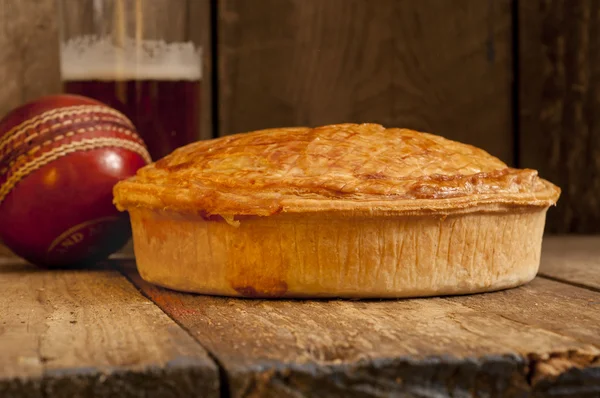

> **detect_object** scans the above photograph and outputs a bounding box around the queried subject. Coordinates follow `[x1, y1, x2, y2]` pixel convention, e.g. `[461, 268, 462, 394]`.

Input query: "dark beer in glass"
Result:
[58, 0, 202, 161]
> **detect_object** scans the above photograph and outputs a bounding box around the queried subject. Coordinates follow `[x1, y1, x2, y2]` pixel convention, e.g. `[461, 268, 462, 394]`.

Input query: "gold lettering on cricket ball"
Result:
[47, 216, 120, 255]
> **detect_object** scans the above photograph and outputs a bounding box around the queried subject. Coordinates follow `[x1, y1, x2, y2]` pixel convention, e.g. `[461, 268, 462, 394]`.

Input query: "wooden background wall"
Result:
[0, 0, 596, 234]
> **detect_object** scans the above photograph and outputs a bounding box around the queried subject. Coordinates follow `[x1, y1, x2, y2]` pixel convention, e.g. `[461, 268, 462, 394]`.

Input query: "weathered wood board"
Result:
[0, 257, 219, 397]
[217, 0, 514, 164]
[127, 268, 600, 398]
[519, 0, 600, 233]
[539, 235, 600, 291]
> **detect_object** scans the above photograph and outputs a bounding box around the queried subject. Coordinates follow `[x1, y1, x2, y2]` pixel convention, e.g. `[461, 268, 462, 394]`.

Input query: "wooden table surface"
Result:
[1, 236, 599, 397]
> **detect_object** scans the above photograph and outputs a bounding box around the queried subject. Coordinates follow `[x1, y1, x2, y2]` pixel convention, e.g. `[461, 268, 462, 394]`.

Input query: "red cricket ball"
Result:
[0, 94, 151, 267]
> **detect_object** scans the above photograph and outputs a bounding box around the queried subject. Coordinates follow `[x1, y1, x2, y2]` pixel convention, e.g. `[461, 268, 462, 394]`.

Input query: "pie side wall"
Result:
[127, 208, 548, 298]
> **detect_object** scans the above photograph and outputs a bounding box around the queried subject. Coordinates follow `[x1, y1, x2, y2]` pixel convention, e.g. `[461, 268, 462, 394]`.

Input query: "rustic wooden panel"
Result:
[0, 257, 219, 397]
[126, 266, 600, 397]
[390, 0, 513, 164]
[0, 0, 61, 119]
[539, 235, 600, 291]
[519, 0, 600, 233]
[217, 0, 392, 136]
[218, 0, 513, 163]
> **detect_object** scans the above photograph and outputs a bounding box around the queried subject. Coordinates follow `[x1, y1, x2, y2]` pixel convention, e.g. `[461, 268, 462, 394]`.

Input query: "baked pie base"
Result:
[129, 207, 548, 298]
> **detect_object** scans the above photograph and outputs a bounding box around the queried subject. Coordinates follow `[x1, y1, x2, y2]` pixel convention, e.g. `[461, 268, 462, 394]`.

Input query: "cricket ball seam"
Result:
[0, 114, 134, 155]
[0, 137, 151, 204]
[2, 124, 146, 172]
[0, 105, 134, 150]
[2, 114, 135, 149]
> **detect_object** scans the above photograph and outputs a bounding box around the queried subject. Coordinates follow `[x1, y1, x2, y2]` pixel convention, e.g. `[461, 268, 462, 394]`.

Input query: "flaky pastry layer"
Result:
[113, 123, 560, 216]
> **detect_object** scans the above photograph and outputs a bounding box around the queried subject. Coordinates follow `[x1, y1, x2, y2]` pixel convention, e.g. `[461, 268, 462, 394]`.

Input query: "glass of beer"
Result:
[56, 0, 202, 161]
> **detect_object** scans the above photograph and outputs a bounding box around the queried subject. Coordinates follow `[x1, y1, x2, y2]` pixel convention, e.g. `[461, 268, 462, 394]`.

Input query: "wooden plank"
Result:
[519, 0, 600, 233]
[539, 235, 600, 291]
[0, 0, 61, 119]
[390, 0, 513, 164]
[0, 256, 219, 397]
[125, 265, 600, 397]
[217, 0, 393, 136]
[452, 278, 600, 395]
[218, 0, 513, 164]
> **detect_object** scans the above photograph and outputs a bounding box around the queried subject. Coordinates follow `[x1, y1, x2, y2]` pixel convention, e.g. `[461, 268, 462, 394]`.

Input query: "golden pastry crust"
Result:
[113, 123, 560, 217]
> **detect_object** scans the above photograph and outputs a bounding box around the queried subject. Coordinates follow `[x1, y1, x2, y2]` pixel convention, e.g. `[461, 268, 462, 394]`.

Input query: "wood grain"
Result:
[539, 235, 600, 291]
[0, 0, 61, 120]
[126, 268, 600, 397]
[519, 0, 600, 233]
[0, 257, 219, 397]
[390, 0, 514, 164]
[217, 0, 514, 164]
[452, 278, 600, 395]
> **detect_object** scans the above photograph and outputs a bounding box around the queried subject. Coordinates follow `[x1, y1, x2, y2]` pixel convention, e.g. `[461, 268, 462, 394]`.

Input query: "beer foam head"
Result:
[61, 36, 202, 81]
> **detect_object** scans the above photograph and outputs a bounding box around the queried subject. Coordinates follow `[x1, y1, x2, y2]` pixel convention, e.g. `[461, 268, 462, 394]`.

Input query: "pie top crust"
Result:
[113, 123, 560, 218]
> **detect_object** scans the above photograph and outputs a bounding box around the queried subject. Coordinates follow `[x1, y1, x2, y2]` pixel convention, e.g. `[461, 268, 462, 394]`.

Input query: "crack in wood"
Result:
[526, 350, 600, 396]
[539, 273, 600, 294]
[119, 262, 230, 398]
